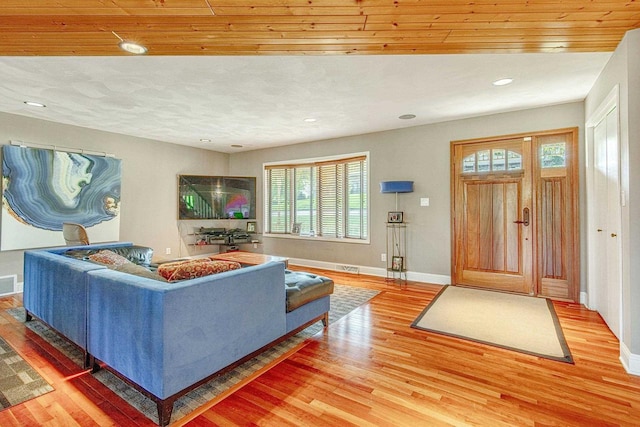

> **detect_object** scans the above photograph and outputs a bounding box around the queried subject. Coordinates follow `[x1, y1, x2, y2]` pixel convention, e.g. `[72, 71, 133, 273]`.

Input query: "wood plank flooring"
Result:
[1, 269, 639, 426]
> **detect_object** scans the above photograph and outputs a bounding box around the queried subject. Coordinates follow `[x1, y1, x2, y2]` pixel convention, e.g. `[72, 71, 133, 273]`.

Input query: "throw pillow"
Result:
[88, 250, 132, 267]
[206, 260, 242, 274]
[157, 259, 241, 282]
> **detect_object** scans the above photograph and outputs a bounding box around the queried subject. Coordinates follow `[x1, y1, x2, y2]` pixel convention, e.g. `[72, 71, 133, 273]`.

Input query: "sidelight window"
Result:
[540, 142, 566, 168]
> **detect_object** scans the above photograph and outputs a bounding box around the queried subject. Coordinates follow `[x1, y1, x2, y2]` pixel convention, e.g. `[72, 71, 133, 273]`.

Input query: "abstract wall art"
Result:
[1, 145, 121, 251]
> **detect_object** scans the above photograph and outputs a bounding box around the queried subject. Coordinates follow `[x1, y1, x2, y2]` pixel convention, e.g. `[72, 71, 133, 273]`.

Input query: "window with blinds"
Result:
[264, 153, 368, 241]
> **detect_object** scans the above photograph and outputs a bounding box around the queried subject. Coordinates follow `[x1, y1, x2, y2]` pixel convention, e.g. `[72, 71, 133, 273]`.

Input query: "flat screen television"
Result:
[178, 175, 256, 220]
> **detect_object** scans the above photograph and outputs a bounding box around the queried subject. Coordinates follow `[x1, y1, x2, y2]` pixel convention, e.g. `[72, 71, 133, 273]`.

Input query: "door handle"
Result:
[513, 207, 530, 226]
[597, 229, 603, 232]
[611, 233, 617, 237]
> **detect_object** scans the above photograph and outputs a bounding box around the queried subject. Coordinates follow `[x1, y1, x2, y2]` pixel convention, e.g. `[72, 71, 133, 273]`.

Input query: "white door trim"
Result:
[586, 85, 620, 128]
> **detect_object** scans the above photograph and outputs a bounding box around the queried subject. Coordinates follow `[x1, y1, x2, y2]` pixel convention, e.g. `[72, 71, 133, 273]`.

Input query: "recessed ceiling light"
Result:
[200, 138, 212, 143]
[492, 78, 514, 86]
[303, 118, 317, 123]
[24, 101, 46, 108]
[399, 114, 416, 120]
[118, 41, 148, 55]
[112, 31, 148, 54]
[231, 144, 243, 148]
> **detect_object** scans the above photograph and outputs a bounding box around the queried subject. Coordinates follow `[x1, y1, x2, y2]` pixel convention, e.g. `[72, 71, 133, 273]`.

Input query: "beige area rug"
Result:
[411, 285, 573, 363]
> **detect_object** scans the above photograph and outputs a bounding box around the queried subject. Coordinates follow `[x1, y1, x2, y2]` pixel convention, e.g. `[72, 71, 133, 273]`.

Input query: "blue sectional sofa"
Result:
[23, 243, 332, 426]
[23, 242, 139, 365]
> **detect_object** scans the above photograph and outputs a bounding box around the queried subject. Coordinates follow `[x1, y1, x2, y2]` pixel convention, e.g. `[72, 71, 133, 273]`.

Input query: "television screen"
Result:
[178, 175, 256, 220]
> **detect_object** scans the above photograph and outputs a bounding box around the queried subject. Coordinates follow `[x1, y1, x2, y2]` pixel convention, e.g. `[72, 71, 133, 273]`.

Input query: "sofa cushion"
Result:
[88, 250, 132, 267]
[113, 263, 168, 282]
[284, 270, 334, 312]
[157, 259, 242, 282]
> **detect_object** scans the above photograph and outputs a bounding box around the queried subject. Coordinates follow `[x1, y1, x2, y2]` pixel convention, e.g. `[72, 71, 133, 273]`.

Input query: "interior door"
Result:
[591, 108, 622, 338]
[452, 138, 534, 294]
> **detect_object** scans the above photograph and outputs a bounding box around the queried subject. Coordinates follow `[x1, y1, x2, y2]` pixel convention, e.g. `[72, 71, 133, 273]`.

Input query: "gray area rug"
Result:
[9, 283, 379, 424]
[0, 335, 53, 410]
[411, 285, 573, 363]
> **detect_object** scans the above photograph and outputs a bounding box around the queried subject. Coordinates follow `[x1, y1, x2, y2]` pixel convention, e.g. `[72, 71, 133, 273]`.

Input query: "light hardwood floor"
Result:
[0, 268, 639, 426]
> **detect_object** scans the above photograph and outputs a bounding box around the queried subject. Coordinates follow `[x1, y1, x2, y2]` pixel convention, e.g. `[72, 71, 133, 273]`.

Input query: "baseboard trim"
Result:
[620, 342, 640, 376]
[576, 293, 639, 376]
[580, 291, 588, 306]
[288, 258, 451, 285]
[406, 271, 451, 285]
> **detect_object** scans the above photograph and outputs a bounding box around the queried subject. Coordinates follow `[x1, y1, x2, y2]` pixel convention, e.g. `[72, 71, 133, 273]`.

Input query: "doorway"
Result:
[451, 128, 580, 301]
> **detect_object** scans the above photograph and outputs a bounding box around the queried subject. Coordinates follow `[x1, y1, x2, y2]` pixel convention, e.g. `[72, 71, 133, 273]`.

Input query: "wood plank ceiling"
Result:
[0, 0, 639, 55]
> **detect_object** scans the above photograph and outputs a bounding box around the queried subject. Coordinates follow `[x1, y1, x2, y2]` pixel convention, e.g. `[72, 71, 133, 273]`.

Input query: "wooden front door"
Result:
[452, 138, 534, 294]
[452, 129, 579, 301]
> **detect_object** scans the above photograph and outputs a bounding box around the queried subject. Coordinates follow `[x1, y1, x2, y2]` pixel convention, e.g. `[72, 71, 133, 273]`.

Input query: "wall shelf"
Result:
[187, 227, 257, 251]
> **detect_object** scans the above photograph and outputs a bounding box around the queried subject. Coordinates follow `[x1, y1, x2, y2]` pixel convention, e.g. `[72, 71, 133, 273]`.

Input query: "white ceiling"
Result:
[0, 53, 610, 153]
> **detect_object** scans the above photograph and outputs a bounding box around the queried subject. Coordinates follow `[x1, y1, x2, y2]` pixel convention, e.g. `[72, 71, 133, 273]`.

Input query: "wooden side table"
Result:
[209, 251, 289, 268]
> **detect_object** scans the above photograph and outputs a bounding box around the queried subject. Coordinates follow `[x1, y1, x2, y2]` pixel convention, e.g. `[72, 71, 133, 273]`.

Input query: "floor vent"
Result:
[336, 264, 359, 274]
[0, 275, 17, 296]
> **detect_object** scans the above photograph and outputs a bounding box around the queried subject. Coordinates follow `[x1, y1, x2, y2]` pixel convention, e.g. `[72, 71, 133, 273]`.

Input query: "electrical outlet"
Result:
[381, 253, 387, 262]
[420, 197, 430, 206]
[165, 247, 171, 255]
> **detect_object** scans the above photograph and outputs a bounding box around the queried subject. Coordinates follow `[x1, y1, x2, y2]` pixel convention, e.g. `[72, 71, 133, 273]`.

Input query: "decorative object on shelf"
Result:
[380, 180, 413, 223]
[189, 227, 252, 248]
[387, 211, 403, 223]
[246, 221, 257, 233]
[291, 222, 302, 235]
[386, 222, 408, 286]
[391, 256, 404, 272]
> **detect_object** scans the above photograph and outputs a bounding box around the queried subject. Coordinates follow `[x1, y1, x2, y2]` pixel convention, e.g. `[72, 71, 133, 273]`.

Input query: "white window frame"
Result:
[263, 152, 370, 244]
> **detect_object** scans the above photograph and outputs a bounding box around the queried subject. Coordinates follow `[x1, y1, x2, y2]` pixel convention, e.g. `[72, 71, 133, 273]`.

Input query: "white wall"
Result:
[229, 102, 586, 284]
[0, 99, 588, 291]
[0, 112, 229, 280]
[585, 28, 640, 366]
[627, 30, 640, 359]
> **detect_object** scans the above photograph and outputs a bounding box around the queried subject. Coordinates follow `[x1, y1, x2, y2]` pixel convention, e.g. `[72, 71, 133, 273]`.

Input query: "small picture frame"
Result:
[246, 221, 257, 233]
[391, 256, 404, 271]
[387, 211, 404, 223]
[291, 222, 302, 235]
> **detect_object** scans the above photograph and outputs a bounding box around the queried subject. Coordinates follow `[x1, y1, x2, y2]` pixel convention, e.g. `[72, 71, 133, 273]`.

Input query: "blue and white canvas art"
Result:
[1, 145, 121, 250]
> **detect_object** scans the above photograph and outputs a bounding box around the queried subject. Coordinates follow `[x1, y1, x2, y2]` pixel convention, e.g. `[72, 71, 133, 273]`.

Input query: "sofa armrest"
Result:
[23, 250, 108, 349]
[86, 261, 286, 399]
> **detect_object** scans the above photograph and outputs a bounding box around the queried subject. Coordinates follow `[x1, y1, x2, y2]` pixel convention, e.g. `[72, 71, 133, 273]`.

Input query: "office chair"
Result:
[62, 222, 90, 246]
